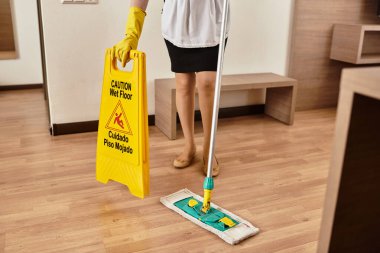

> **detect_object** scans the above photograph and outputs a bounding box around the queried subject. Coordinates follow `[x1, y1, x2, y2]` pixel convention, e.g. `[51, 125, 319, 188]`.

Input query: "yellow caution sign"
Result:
[96, 49, 149, 199]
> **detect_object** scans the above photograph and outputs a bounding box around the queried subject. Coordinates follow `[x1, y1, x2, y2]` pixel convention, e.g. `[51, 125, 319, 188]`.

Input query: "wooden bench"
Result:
[155, 73, 298, 140]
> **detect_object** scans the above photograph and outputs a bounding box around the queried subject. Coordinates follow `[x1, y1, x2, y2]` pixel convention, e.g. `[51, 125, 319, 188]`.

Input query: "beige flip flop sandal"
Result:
[173, 151, 196, 169]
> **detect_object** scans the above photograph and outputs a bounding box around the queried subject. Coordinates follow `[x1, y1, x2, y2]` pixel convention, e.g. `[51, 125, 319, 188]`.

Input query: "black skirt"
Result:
[164, 39, 226, 73]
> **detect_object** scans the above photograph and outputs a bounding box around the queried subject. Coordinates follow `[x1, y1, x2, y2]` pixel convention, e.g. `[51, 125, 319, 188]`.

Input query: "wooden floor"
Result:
[0, 89, 337, 253]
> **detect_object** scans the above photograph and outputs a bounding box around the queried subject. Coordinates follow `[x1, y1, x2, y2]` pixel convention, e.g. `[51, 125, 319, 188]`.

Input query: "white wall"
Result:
[41, 0, 294, 125]
[0, 0, 43, 86]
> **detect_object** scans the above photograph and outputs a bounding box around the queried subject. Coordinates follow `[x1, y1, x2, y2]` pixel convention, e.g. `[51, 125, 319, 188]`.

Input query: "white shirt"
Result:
[161, 0, 231, 48]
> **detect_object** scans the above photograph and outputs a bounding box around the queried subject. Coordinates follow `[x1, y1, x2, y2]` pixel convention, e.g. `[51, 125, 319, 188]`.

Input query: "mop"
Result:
[160, 0, 259, 245]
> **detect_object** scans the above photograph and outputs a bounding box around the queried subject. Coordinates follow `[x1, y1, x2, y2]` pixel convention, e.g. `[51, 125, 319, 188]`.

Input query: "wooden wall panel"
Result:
[0, 0, 15, 51]
[289, 0, 380, 110]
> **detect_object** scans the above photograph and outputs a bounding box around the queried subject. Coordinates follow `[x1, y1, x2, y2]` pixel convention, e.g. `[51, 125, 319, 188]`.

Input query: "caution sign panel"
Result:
[96, 49, 149, 199]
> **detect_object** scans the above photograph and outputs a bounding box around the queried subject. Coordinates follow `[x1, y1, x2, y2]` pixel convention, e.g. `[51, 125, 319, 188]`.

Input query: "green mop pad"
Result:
[161, 189, 259, 244]
[174, 197, 239, 232]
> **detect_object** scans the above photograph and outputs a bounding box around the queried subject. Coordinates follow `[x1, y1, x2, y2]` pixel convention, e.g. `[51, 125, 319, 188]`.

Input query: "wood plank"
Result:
[330, 24, 363, 64]
[265, 85, 297, 125]
[154, 80, 177, 139]
[0, 88, 336, 252]
[0, 51, 17, 59]
[0, 233, 4, 253]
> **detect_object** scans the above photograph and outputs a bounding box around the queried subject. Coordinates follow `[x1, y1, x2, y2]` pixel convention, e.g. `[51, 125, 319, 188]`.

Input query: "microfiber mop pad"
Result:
[160, 189, 259, 245]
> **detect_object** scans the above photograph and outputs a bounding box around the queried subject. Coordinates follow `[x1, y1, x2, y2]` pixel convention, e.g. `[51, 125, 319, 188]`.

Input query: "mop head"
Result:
[160, 189, 259, 245]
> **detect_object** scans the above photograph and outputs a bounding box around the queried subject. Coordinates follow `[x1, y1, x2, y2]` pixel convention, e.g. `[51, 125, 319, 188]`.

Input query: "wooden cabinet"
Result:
[317, 67, 380, 252]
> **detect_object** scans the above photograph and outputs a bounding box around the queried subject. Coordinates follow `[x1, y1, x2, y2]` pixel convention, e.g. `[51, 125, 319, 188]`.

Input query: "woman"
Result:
[114, 0, 230, 177]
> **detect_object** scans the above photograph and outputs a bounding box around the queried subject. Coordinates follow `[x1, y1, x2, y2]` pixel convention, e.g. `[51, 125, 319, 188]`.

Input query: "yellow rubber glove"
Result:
[113, 7, 146, 67]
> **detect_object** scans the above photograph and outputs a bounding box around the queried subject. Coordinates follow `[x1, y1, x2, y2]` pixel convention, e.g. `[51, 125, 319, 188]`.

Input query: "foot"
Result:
[202, 155, 220, 177]
[173, 145, 196, 169]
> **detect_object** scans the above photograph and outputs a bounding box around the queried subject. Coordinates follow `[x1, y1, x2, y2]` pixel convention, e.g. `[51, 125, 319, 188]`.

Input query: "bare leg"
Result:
[174, 73, 196, 167]
[196, 71, 218, 173]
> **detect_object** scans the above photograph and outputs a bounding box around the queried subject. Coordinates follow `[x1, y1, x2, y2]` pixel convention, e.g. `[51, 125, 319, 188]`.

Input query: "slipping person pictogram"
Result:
[114, 113, 124, 129]
[105, 100, 133, 135]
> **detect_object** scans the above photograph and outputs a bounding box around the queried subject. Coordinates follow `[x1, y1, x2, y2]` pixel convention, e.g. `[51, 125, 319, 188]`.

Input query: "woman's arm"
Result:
[131, 0, 149, 11]
[113, 0, 150, 66]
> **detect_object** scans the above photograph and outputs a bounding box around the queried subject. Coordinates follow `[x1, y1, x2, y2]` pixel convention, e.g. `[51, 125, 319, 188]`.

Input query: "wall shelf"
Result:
[330, 24, 380, 64]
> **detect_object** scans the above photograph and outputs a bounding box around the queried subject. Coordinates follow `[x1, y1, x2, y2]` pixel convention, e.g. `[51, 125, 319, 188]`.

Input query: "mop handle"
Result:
[206, 0, 229, 178]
